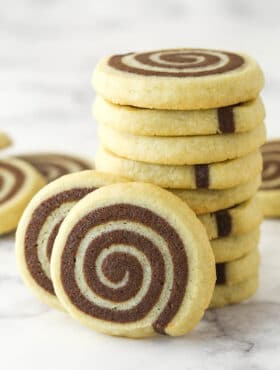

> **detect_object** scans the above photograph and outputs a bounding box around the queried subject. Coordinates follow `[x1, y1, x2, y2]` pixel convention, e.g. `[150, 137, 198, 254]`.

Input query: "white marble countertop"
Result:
[1, 1, 280, 369]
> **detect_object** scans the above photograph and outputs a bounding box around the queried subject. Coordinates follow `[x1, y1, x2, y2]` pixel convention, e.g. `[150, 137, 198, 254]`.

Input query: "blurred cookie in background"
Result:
[0, 132, 12, 150]
[16, 153, 95, 183]
[258, 139, 280, 217]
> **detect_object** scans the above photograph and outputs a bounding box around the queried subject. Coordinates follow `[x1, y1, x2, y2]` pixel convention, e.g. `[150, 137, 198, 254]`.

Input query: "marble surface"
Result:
[1, 1, 280, 369]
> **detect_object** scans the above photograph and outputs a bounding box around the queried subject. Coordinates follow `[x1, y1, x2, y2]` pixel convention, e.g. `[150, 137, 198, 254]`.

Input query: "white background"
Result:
[1, 1, 280, 369]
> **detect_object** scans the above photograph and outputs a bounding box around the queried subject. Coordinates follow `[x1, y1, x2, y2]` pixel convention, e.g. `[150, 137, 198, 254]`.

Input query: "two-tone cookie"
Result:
[93, 96, 265, 136]
[0, 131, 12, 150]
[210, 274, 259, 308]
[51, 182, 216, 337]
[171, 175, 261, 215]
[16, 153, 94, 183]
[96, 147, 262, 189]
[0, 159, 46, 234]
[98, 122, 266, 165]
[211, 228, 260, 263]
[258, 139, 280, 217]
[16, 170, 126, 310]
[93, 49, 264, 110]
[198, 197, 262, 240]
[215, 248, 260, 286]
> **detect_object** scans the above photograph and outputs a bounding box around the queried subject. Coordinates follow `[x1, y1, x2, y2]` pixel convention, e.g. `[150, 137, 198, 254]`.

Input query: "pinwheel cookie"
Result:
[51, 182, 215, 337]
[93, 48, 264, 110]
[16, 153, 94, 183]
[0, 131, 12, 150]
[98, 122, 266, 165]
[258, 139, 280, 217]
[0, 159, 46, 234]
[172, 176, 261, 215]
[210, 228, 260, 263]
[96, 147, 262, 189]
[210, 274, 259, 308]
[93, 96, 265, 136]
[16, 170, 126, 310]
[198, 197, 262, 240]
[215, 248, 260, 286]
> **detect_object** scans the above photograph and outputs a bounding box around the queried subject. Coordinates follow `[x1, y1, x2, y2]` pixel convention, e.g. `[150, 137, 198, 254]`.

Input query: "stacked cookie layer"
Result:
[93, 48, 266, 307]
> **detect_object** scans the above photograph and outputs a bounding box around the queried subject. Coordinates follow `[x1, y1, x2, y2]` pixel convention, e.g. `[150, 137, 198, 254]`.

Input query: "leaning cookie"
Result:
[98, 122, 266, 165]
[258, 139, 280, 217]
[93, 96, 265, 136]
[210, 274, 259, 308]
[93, 48, 264, 110]
[16, 152, 94, 183]
[0, 131, 12, 150]
[96, 147, 262, 189]
[199, 197, 262, 240]
[16, 170, 126, 310]
[211, 228, 260, 263]
[51, 182, 215, 338]
[171, 175, 261, 215]
[215, 248, 260, 286]
[0, 159, 46, 234]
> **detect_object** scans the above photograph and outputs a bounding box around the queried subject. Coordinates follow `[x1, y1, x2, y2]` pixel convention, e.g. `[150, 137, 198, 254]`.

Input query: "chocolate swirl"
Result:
[0, 162, 25, 205]
[24, 188, 94, 295]
[60, 204, 188, 335]
[261, 141, 280, 190]
[17, 154, 93, 182]
[108, 49, 244, 77]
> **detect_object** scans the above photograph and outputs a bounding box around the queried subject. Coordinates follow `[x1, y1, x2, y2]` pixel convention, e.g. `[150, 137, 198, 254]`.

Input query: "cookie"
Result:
[96, 147, 262, 189]
[16, 153, 94, 183]
[210, 274, 259, 308]
[16, 170, 126, 310]
[51, 182, 215, 337]
[199, 197, 262, 240]
[93, 96, 265, 136]
[215, 248, 260, 286]
[211, 228, 260, 263]
[0, 159, 46, 234]
[172, 175, 261, 215]
[98, 122, 266, 165]
[0, 131, 12, 150]
[93, 48, 264, 110]
[258, 140, 280, 217]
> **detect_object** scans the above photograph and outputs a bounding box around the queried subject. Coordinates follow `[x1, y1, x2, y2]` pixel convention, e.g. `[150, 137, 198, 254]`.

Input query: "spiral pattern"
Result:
[0, 162, 25, 205]
[108, 49, 244, 77]
[60, 204, 188, 334]
[261, 141, 280, 190]
[24, 188, 94, 295]
[18, 154, 93, 182]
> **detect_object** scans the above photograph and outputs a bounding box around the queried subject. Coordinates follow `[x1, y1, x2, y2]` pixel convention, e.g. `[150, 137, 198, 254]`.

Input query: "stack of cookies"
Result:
[93, 48, 266, 307]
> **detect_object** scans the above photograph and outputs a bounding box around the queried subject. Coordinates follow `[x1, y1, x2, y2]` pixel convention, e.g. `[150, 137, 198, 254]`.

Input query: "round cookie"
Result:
[96, 147, 262, 189]
[215, 248, 260, 286]
[199, 197, 262, 240]
[258, 139, 280, 217]
[211, 228, 260, 263]
[16, 153, 94, 183]
[51, 182, 215, 337]
[0, 131, 12, 150]
[16, 170, 126, 310]
[93, 96, 265, 136]
[93, 48, 264, 110]
[172, 175, 261, 214]
[98, 122, 266, 165]
[210, 274, 259, 308]
[0, 159, 46, 234]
